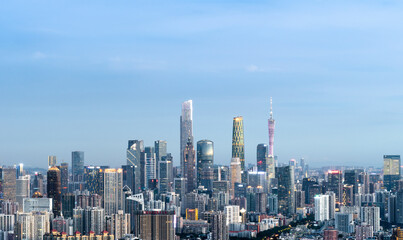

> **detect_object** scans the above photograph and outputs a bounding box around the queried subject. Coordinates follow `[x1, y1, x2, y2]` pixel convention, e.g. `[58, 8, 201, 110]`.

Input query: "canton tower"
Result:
[268, 97, 275, 157]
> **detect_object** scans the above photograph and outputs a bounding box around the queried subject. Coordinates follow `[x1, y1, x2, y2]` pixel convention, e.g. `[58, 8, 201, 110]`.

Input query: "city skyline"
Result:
[1, 98, 403, 169]
[1, 1, 403, 168]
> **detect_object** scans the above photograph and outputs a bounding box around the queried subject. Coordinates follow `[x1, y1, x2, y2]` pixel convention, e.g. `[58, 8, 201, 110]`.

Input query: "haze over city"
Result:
[1, 0, 403, 168]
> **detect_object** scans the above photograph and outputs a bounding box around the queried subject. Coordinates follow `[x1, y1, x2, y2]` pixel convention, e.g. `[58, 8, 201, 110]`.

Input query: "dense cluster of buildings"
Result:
[0, 99, 402, 240]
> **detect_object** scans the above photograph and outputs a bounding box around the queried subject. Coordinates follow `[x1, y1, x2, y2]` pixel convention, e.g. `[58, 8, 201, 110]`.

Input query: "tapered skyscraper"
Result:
[268, 98, 275, 157]
[232, 116, 246, 183]
[180, 100, 193, 177]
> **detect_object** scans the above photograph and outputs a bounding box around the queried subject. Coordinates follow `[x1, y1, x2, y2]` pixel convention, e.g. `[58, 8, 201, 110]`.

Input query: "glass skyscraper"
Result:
[159, 153, 173, 194]
[232, 116, 245, 183]
[72, 151, 84, 182]
[384, 155, 401, 191]
[197, 140, 214, 191]
[126, 140, 143, 193]
[180, 100, 193, 177]
[256, 143, 268, 172]
[47, 166, 61, 216]
[276, 165, 295, 216]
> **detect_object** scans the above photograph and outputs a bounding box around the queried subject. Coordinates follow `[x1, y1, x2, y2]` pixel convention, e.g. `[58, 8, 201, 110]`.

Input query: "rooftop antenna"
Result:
[270, 97, 273, 120]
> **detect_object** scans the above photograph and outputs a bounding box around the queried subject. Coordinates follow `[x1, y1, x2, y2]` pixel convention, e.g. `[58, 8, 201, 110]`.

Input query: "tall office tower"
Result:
[335, 213, 354, 233]
[127, 140, 143, 194]
[59, 162, 69, 194]
[48, 156, 57, 168]
[47, 166, 62, 216]
[315, 194, 330, 221]
[174, 178, 186, 200]
[360, 206, 380, 232]
[232, 116, 246, 183]
[134, 211, 175, 240]
[327, 170, 342, 203]
[276, 166, 295, 216]
[295, 190, 305, 208]
[122, 165, 135, 193]
[104, 168, 124, 215]
[356, 224, 374, 240]
[16, 175, 30, 206]
[256, 144, 268, 172]
[90, 166, 106, 197]
[230, 158, 242, 199]
[16, 163, 24, 179]
[183, 138, 196, 193]
[384, 155, 401, 191]
[32, 173, 44, 194]
[180, 100, 193, 178]
[0, 167, 17, 202]
[197, 140, 214, 191]
[72, 151, 85, 182]
[61, 193, 75, 218]
[144, 147, 157, 189]
[159, 154, 173, 194]
[344, 169, 361, 194]
[210, 211, 229, 240]
[155, 140, 167, 177]
[268, 97, 275, 157]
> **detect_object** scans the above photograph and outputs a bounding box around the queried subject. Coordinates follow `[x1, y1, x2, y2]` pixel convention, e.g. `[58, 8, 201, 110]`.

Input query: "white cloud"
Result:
[33, 51, 47, 59]
[246, 64, 262, 72]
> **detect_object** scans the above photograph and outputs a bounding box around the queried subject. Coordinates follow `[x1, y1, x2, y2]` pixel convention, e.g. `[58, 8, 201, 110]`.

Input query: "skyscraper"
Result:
[159, 154, 173, 194]
[145, 147, 156, 189]
[85, 166, 104, 196]
[127, 140, 143, 194]
[315, 195, 330, 221]
[103, 168, 124, 215]
[0, 167, 17, 202]
[276, 165, 295, 216]
[122, 165, 136, 193]
[232, 116, 245, 183]
[180, 100, 193, 177]
[48, 156, 57, 168]
[47, 166, 61, 216]
[256, 144, 268, 172]
[59, 162, 69, 194]
[197, 140, 214, 191]
[16, 175, 30, 206]
[384, 155, 401, 191]
[72, 151, 84, 182]
[268, 97, 275, 157]
[230, 158, 242, 199]
[155, 140, 167, 179]
[183, 138, 196, 193]
[327, 170, 342, 202]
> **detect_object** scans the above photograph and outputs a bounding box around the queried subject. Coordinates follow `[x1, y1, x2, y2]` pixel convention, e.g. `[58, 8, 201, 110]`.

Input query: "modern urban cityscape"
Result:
[0, 99, 402, 239]
[2, 1, 403, 240]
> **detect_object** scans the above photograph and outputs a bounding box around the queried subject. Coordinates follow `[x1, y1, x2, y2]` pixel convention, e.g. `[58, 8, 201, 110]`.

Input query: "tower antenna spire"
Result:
[270, 97, 273, 120]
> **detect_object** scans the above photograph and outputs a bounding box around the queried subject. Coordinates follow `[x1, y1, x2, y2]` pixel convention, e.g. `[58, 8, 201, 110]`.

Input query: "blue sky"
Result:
[1, 0, 403, 168]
